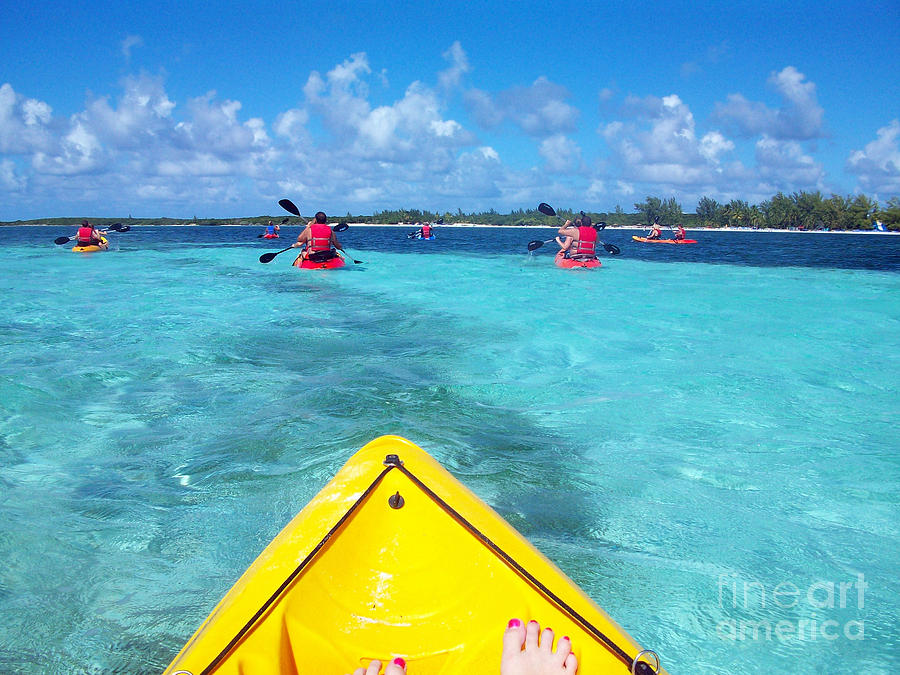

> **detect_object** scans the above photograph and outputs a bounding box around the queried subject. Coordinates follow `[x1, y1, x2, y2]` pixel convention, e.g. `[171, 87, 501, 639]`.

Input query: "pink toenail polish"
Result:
[392, 656, 406, 668]
[528, 620, 538, 625]
[562, 636, 570, 641]
[507, 618, 522, 628]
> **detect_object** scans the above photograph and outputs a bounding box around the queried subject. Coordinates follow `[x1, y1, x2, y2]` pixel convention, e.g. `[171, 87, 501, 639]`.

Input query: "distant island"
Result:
[3, 191, 898, 232]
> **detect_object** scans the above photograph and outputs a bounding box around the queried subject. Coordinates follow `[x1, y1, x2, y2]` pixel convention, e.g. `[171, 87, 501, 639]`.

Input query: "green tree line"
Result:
[4, 191, 897, 230]
[640, 192, 899, 231]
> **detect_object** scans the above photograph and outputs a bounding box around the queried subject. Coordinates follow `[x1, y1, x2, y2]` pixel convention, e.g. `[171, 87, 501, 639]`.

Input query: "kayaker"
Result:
[673, 224, 686, 240]
[345, 618, 577, 675]
[291, 211, 343, 261]
[75, 220, 107, 247]
[646, 221, 662, 240]
[420, 222, 432, 239]
[555, 214, 599, 261]
[263, 220, 280, 237]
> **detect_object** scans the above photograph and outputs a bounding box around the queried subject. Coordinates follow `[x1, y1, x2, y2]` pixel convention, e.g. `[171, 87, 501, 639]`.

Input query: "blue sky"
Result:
[1, 0, 898, 219]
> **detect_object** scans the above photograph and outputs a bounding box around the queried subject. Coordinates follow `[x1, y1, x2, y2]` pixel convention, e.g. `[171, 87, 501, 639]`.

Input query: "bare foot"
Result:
[502, 618, 577, 675]
[347, 656, 407, 675]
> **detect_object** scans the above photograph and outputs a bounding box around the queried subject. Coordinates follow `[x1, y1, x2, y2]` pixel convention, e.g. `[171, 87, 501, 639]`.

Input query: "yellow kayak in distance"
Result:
[162, 435, 665, 675]
[72, 236, 108, 252]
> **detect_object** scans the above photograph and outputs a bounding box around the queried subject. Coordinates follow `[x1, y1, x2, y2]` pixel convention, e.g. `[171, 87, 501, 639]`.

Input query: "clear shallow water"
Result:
[0, 226, 898, 674]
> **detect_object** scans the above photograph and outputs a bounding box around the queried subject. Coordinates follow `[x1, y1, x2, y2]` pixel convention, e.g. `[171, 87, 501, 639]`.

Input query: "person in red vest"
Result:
[555, 213, 599, 261]
[291, 211, 344, 261]
[673, 224, 686, 240]
[75, 220, 108, 248]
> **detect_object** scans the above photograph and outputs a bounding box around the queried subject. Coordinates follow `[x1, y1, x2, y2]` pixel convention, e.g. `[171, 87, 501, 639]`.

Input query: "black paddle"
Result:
[279, 198, 301, 217]
[527, 239, 556, 251]
[333, 222, 364, 264]
[537, 203, 620, 255]
[55, 223, 129, 245]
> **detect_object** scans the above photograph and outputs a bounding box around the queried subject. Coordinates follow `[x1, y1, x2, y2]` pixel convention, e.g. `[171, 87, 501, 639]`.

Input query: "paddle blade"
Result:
[279, 198, 301, 216]
[527, 240, 545, 251]
[54, 236, 72, 245]
[604, 243, 621, 255]
[596, 221, 607, 231]
[280, 218, 289, 224]
[259, 251, 284, 263]
[334, 223, 349, 232]
[538, 203, 556, 217]
[117, 225, 130, 233]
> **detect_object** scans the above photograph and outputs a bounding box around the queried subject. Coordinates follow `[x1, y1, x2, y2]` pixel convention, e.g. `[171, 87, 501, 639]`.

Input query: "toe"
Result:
[555, 635, 572, 665]
[540, 626, 555, 651]
[564, 651, 578, 672]
[524, 619, 541, 649]
[385, 656, 407, 674]
[503, 618, 526, 659]
[365, 659, 382, 675]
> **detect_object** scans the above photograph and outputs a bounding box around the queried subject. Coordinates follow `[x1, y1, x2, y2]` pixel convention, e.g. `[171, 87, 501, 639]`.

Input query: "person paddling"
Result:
[420, 222, 432, 239]
[291, 211, 344, 263]
[75, 220, 108, 249]
[263, 220, 280, 237]
[555, 214, 599, 263]
[673, 224, 686, 241]
[646, 220, 662, 240]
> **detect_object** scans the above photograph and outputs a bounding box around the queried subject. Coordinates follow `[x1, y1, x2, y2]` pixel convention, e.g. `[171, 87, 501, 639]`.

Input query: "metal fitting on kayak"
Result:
[389, 492, 405, 509]
[632, 650, 661, 674]
[383, 454, 403, 467]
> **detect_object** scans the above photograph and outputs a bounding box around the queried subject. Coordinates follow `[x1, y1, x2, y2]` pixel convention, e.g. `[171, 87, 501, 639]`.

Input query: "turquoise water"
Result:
[0, 227, 898, 673]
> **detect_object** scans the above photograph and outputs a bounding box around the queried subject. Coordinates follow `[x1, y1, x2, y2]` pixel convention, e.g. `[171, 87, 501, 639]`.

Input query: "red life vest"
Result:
[308, 223, 332, 252]
[421, 224, 431, 237]
[77, 226, 95, 244]
[573, 226, 597, 256]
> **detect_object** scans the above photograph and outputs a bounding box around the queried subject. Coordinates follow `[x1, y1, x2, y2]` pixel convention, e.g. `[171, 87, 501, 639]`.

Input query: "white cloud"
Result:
[0, 48, 892, 220]
[121, 35, 144, 61]
[0, 83, 55, 154]
[273, 108, 310, 146]
[438, 41, 470, 91]
[602, 93, 735, 188]
[755, 135, 826, 189]
[33, 120, 105, 175]
[0, 159, 25, 190]
[540, 134, 581, 173]
[846, 119, 900, 194]
[713, 66, 824, 140]
[465, 76, 578, 137]
[79, 74, 176, 149]
[699, 130, 734, 163]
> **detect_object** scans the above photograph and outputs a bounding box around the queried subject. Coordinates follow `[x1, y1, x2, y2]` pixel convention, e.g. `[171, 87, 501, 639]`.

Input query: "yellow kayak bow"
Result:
[163, 435, 664, 675]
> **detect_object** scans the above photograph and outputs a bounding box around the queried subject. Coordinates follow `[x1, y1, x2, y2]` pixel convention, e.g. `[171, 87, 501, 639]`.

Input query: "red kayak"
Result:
[632, 236, 697, 244]
[293, 252, 347, 270]
[555, 252, 601, 269]
[262, 233, 279, 239]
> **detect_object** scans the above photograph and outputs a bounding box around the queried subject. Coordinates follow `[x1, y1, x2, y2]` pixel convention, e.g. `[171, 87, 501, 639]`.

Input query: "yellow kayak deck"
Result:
[163, 436, 663, 674]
